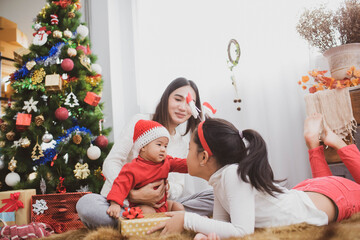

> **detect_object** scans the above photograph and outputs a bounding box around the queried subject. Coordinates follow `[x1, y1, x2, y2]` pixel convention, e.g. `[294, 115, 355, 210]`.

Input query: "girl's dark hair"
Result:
[193, 118, 283, 197]
[152, 77, 202, 135]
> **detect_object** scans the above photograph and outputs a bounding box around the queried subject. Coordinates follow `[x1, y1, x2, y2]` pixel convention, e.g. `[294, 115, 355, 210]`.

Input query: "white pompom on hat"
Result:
[133, 120, 170, 153]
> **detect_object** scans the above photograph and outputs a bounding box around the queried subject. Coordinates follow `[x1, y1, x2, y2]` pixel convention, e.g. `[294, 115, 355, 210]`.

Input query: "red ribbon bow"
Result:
[0, 192, 24, 213]
[122, 207, 144, 219]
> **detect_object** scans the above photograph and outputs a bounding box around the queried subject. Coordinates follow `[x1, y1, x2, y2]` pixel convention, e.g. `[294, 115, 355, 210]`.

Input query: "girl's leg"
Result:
[76, 193, 119, 229]
[304, 114, 332, 178]
[322, 124, 360, 184]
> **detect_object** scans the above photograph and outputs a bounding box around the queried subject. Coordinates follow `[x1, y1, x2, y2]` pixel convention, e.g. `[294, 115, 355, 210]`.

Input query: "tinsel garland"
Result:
[13, 42, 65, 81]
[33, 125, 93, 166]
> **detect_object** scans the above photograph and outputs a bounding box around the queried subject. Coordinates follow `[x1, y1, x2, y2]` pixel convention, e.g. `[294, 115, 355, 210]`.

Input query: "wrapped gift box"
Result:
[45, 74, 63, 92]
[31, 192, 89, 233]
[0, 189, 36, 225]
[119, 212, 171, 237]
[84, 92, 101, 106]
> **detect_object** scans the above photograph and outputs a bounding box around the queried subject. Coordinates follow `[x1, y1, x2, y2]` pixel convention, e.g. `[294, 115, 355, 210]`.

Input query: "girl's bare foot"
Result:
[304, 113, 323, 149]
[322, 122, 347, 151]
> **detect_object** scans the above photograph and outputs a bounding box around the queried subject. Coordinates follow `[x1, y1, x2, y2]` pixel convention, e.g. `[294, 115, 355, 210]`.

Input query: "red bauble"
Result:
[76, 45, 87, 54]
[61, 58, 74, 71]
[94, 135, 108, 149]
[55, 107, 69, 121]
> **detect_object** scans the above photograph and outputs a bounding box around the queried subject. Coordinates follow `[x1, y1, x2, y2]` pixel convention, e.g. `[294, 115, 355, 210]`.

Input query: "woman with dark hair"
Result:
[149, 115, 360, 239]
[76, 77, 214, 228]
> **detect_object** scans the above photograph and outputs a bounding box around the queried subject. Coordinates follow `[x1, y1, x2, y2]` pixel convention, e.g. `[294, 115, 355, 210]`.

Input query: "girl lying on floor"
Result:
[148, 114, 360, 239]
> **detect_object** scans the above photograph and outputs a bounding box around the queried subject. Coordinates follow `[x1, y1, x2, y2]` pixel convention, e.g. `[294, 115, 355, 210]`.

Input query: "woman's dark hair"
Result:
[152, 77, 202, 135]
[193, 118, 284, 197]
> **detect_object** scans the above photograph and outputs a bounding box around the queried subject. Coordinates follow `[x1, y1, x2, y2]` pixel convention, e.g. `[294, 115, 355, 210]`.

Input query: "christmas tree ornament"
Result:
[42, 131, 53, 143]
[32, 138, 44, 160]
[91, 63, 102, 74]
[84, 92, 101, 106]
[68, 12, 75, 18]
[8, 157, 17, 171]
[79, 54, 92, 71]
[86, 74, 102, 86]
[35, 115, 45, 126]
[28, 172, 38, 181]
[32, 27, 51, 46]
[5, 172, 20, 187]
[20, 137, 31, 148]
[32, 68, 46, 84]
[0, 122, 9, 132]
[0, 141, 5, 147]
[94, 166, 103, 180]
[0, 155, 4, 169]
[6, 131, 15, 141]
[76, 45, 88, 54]
[55, 107, 69, 121]
[67, 48, 77, 57]
[76, 24, 89, 38]
[94, 135, 108, 149]
[56, 177, 66, 193]
[45, 74, 63, 92]
[186, 92, 201, 119]
[22, 97, 38, 113]
[61, 58, 74, 71]
[72, 134, 82, 144]
[16, 113, 32, 131]
[73, 162, 90, 179]
[41, 140, 56, 152]
[64, 91, 79, 107]
[41, 95, 48, 102]
[87, 144, 101, 160]
[26, 60, 36, 70]
[52, 30, 62, 38]
[33, 22, 41, 31]
[227, 39, 242, 111]
[40, 177, 46, 194]
[63, 29, 73, 38]
[76, 185, 89, 192]
[50, 14, 59, 25]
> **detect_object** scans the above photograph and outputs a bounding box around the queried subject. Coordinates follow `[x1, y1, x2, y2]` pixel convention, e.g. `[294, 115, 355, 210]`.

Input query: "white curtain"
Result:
[131, 0, 341, 187]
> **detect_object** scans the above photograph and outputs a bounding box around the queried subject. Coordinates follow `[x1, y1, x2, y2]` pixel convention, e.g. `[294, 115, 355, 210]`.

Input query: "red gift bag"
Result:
[31, 192, 89, 233]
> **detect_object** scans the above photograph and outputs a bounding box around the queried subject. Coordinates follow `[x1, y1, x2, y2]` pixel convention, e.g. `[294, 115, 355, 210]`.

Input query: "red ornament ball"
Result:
[61, 58, 74, 71]
[55, 107, 69, 121]
[76, 45, 87, 54]
[94, 135, 108, 149]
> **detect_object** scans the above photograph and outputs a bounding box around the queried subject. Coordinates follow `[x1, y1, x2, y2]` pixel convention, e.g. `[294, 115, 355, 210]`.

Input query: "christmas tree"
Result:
[0, 0, 112, 194]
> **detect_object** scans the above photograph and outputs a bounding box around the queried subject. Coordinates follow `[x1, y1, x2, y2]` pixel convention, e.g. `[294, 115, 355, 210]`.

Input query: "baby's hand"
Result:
[107, 201, 121, 218]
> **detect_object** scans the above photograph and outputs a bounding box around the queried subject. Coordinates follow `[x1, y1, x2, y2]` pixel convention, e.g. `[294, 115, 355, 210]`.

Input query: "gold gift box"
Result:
[45, 74, 63, 92]
[0, 189, 36, 225]
[119, 212, 171, 237]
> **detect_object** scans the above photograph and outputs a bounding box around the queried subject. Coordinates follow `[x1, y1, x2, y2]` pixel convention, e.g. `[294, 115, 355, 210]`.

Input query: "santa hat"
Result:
[133, 120, 170, 153]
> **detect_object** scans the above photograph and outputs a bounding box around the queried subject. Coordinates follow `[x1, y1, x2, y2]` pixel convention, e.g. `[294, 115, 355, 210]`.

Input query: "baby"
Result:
[106, 119, 187, 218]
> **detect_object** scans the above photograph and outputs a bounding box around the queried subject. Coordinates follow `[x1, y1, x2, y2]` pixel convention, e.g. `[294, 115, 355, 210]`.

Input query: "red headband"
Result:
[197, 121, 213, 157]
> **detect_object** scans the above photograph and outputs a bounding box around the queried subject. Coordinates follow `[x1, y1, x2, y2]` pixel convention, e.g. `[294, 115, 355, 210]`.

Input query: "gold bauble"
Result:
[6, 131, 15, 141]
[20, 137, 31, 148]
[28, 172, 37, 181]
[68, 12, 75, 18]
[0, 141, 5, 147]
[35, 115, 45, 126]
[73, 134, 82, 144]
[53, 30, 62, 38]
[0, 122, 8, 132]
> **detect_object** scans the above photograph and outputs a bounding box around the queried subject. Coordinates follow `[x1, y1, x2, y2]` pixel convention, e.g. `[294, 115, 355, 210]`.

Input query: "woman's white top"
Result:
[100, 113, 210, 199]
[184, 164, 328, 239]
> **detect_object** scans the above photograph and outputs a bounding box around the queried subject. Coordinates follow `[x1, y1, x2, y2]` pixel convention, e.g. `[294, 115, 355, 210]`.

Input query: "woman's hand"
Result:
[106, 201, 122, 218]
[128, 180, 166, 207]
[147, 211, 185, 235]
[194, 233, 220, 240]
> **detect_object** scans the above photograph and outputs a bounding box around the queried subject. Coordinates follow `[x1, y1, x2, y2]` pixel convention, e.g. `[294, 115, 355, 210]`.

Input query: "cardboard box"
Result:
[0, 17, 17, 30]
[119, 212, 171, 237]
[0, 189, 36, 225]
[0, 28, 28, 48]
